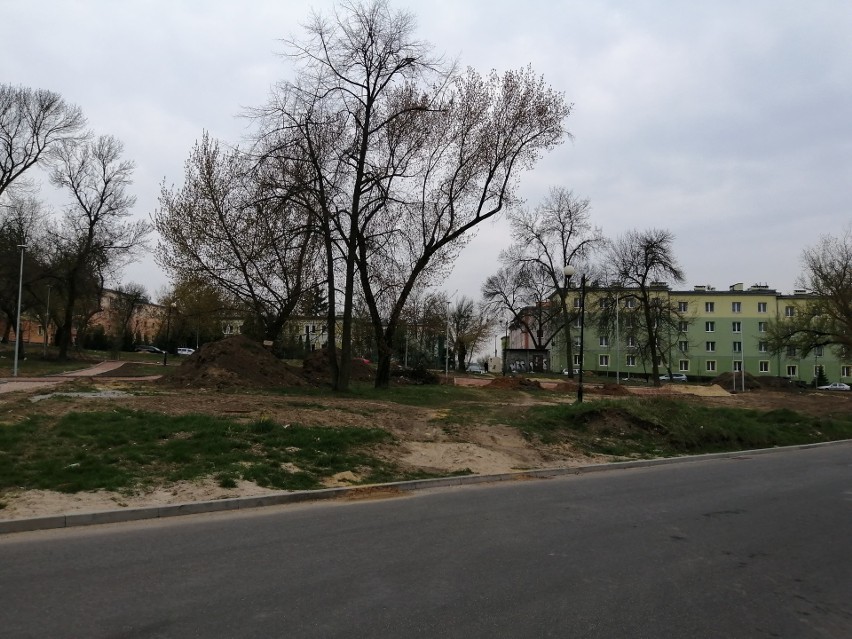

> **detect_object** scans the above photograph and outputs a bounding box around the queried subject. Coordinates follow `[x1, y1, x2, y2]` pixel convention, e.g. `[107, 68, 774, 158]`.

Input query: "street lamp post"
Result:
[563, 266, 587, 403]
[445, 300, 450, 375]
[13, 245, 26, 377]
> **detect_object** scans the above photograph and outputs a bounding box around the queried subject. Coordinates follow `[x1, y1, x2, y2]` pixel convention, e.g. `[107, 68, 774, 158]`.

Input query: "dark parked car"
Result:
[134, 345, 165, 354]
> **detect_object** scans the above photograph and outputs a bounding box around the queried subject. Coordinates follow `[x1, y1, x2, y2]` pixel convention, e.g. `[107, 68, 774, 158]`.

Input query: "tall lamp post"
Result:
[163, 302, 176, 366]
[13, 244, 26, 377]
[563, 265, 586, 403]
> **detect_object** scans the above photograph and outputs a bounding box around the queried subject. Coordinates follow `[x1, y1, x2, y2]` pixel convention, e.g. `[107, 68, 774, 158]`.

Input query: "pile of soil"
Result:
[712, 371, 763, 391]
[301, 348, 375, 385]
[162, 335, 310, 390]
[486, 376, 543, 390]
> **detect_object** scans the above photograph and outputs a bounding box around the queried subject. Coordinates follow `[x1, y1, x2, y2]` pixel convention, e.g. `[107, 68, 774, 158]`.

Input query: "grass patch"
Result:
[0, 408, 419, 494]
[512, 398, 852, 457]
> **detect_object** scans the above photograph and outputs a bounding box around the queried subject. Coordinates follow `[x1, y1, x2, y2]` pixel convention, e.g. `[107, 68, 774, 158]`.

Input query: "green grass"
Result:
[0, 408, 437, 494]
[512, 398, 852, 457]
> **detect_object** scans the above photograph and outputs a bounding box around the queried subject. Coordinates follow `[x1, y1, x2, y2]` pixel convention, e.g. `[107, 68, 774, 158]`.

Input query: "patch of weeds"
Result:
[509, 398, 852, 458]
[216, 473, 238, 489]
[0, 408, 404, 494]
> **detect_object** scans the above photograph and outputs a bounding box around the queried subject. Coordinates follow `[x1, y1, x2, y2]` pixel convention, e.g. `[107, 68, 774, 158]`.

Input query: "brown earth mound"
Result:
[712, 371, 762, 391]
[302, 348, 375, 385]
[162, 335, 310, 390]
[486, 376, 543, 390]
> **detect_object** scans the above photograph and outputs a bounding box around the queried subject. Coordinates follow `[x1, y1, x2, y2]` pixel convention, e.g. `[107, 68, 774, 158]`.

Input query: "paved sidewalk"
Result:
[0, 361, 134, 394]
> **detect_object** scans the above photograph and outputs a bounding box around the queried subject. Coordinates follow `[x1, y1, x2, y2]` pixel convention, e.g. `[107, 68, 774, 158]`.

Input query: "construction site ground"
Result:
[2, 336, 850, 520]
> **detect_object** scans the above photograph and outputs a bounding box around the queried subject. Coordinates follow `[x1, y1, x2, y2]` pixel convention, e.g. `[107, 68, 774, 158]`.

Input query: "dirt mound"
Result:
[486, 376, 543, 390]
[162, 335, 310, 390]
[301, 348, 375, 385]
[712, 371, 762, 391]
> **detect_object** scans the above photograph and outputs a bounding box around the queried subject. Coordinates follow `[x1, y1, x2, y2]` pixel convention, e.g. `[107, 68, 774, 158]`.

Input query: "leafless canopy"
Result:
[604, 228, 685, 384]
[253, 0, 571, 389]
[0, 84, 86, 199]
[767, 227, 852, 358]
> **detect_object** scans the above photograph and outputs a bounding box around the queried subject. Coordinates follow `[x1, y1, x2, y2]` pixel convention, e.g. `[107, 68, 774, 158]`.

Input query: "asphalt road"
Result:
[2, 444, 850, 638]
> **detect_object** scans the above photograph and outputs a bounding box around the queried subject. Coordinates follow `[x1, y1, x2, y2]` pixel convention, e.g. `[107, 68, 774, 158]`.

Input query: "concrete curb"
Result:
[2, 439, 849, 535]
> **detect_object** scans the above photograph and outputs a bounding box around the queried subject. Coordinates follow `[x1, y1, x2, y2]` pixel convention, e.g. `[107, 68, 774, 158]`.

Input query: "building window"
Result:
[599, 298, 610, 309]
[626, 355, 636, 367]
[759, 361, 769, 373]
[679, 321, 689, 333]
[573, 337, 582, 348]
[813, 365, 823, 377]
[626, 336, 637, 348]
[732, 302, 741, 313]
[625, 298, 636, 309]
[705, 321, 715, 332]
[678, 340, 689, 353]
[599, 354, 610, 367]
[706, 341, 716, 352]
[706, 360, 717, 372]
[814, 346, 824, 357]
[758, 302, 767, 313]
[38, 326, 44, 336]
[733, 360, 743, 372]
[679, 360, 689, 372]
[574, 317, 582, 328]
[678, 301, 688, 312]
[785, 306, 795, 317]
[599, 336, 609, 347]
[705, 302, 715, 313]
[842, 366, 851, 377]
[573, 297, 582, 308]
[733, 341, 742, 353]
[574, 354, 582, 366]
[758, 321, 767, 333]
[786, 346, 797, 357]
[732, 321, 741, 333]
[786, 365, 797, 377]
[758, 341, 768, 353]
[624, 316, 635, 328]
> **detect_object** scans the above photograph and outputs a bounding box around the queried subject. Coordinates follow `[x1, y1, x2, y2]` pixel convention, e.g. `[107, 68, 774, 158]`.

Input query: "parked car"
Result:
[817, 382, 850, 391]
[466, 363, 485, 374]
[176, 347, 195, 356]
[134, 345, 164, 354]
[660, 373, 688, 382]
[562, 368, 581, 375]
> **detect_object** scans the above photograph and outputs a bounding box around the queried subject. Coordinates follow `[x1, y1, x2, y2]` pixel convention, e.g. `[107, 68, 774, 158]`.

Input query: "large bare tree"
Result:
[49, 135, 149, 359]
[255, 1, 570, 389]
[0, 84, 86, 199]
[604, 228, 685, 385]
[767, 227, 852, 359]
[498, 187, 603, 376]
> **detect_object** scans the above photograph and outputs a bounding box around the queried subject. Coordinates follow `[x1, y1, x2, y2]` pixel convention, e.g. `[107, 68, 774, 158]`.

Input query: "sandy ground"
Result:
[2, 366, 849, 521]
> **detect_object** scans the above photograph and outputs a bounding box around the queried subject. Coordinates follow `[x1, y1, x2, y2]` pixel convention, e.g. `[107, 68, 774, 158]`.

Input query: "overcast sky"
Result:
[3, 0, 850, 302]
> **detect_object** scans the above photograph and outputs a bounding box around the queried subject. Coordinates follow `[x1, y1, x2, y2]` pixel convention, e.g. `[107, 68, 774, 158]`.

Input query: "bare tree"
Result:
[482, 258, 562, 368]
[0, 84, 86, 199]
[767, 227, 852, 358]
[255, 1, 570, 389]
[155, 133, 321, 344]
[448, 296, 493, 371]
[49, 135, 149, 359]
[604, 229, 685, 385]
[503, 187, 603, 376]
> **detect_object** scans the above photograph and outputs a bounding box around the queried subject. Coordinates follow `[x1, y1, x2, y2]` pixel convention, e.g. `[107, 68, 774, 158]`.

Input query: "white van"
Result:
[177, 347, 195, 356]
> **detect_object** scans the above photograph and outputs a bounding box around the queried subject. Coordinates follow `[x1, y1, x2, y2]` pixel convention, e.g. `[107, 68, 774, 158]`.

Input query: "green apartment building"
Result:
[550, 283, 851, 384]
